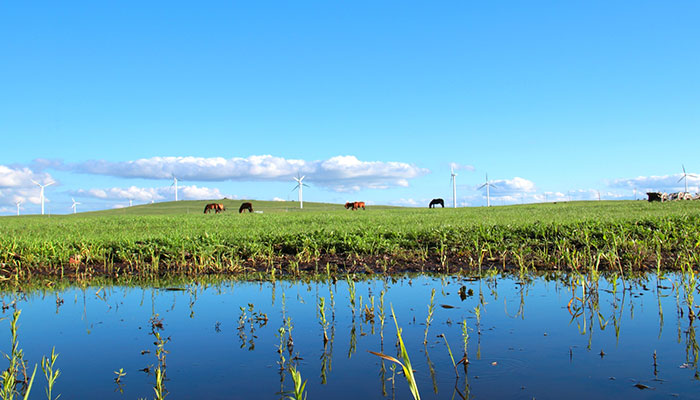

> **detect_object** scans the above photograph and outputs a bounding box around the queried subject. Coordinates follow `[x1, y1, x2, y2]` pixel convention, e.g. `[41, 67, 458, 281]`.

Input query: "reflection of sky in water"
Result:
[1, 274, 698, 399]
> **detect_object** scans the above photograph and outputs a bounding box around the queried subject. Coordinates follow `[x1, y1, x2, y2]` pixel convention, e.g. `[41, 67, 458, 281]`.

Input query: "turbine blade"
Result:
[683, 164, 686, 174]
[678, 176, 685, 183]
[478, 183, 486, 189]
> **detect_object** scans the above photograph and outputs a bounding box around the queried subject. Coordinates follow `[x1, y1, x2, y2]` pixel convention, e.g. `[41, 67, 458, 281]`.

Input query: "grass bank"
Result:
[1, 199, 699, 280]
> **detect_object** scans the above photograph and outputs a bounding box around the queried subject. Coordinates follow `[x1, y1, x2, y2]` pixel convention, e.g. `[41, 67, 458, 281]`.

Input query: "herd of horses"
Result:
[203, 202, 253, 214]
[344, 201, 366, 210]
[204, 198, 447, 214]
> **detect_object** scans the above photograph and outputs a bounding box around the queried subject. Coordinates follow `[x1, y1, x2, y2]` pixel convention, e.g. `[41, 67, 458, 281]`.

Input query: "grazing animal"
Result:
[647, 192, 668, 202]
[239, 202, 253, 213]
[345, 201, 366, 210]
[204, 203, 225, 214]
[429, 198, 444, 208]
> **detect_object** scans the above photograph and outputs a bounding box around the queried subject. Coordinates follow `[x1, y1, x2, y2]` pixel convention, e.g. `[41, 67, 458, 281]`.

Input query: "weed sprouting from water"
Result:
[1, 310, 38, 400]
[423, 288, 436, 345]
[284, 365, 307, 400]
[318, 297, 329, 344]
[368, 304, 421, 400]
[40, 347, 60, 400]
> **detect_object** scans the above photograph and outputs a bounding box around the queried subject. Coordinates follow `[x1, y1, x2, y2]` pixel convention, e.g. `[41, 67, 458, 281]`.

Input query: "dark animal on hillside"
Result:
[429, 198, 444, 208]
[204, 203, 225, 214]
[239, 202, 253, 213]
[647, 192, 668, 202]
[345, 201, 365, 210]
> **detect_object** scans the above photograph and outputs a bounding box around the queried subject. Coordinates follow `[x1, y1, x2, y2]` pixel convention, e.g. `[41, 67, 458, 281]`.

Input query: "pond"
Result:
[1, 271, 698, 399]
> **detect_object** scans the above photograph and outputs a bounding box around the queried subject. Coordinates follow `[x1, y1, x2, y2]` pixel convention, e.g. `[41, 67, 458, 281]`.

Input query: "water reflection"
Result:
[0, 271, 698, 399]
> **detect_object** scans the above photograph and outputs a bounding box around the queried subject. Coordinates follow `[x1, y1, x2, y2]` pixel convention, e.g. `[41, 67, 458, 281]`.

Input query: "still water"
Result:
[2, 272, 698, 399]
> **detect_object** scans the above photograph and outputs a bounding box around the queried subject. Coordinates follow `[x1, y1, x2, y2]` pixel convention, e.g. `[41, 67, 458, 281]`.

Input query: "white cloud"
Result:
[609, 173, 700, 193]
[272, 197, 285, 202]
[77, 186, 163, 202]
[388, 198, 424, 207]
[449, 162, 475, 172]
[76, 185, 227, 202]
[479, 177, 537, 194]
[0, 165, 53, 188]
[67, 155, 428, 192]
[0, 165, 58, 207]
[180, 185, 226, 200]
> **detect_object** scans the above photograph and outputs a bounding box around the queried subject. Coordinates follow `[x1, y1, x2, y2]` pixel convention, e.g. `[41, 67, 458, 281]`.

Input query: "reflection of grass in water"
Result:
[6, 271, 700, 398]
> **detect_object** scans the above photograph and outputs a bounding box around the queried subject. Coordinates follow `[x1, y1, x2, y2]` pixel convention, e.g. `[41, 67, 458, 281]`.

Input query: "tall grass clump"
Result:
[0, 310, 38, 400]
[369, 304, 421, 400]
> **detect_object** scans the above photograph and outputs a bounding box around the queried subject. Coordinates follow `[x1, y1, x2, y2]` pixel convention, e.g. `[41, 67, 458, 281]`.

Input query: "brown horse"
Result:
[239, 202, 253, 213]
[345, 201, 366, 210]
[204, 203, 225, 214]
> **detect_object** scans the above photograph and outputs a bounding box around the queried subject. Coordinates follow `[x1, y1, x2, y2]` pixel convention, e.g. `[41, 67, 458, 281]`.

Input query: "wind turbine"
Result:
[292, 173, 308, 209]
[31, 179, 54, 215]
[71, 198, 81, 214]
[477, 173, 497, 207]
[128, 198, 133, 207]
[15, 200, 21, 216]
[678, 165, 698, 193]
[450, 165, 457, 208]
[171, 175, 179, 201]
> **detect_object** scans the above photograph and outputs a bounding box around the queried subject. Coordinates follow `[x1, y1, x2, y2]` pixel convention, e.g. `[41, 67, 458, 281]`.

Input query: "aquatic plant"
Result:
[285, 366, 307, 400]
[0, 310, 38, 400]
[437, 333, 459, 377]
[423, 288, 436, 345]
[40, 348, 60, 400]
[318, 297, 329, 344]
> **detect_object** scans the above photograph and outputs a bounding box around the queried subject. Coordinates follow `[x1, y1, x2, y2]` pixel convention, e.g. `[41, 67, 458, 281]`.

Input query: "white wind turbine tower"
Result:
[292, 173, 308, 209]
[450, 165, 457, 208]
[678, 165, 698, 193]
[71, 198, 81, 214]
[477, 173, 497, 207]
[171, 175, 179, 201]
[31, 179, 54, 215]
[15, 200, 22, 216]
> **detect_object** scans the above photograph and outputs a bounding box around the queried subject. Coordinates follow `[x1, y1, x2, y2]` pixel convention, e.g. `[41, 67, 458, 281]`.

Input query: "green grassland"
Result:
[1, 199, 699, 279]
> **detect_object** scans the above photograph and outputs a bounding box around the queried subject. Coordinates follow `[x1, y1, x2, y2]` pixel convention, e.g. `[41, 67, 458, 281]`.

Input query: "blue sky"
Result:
[1, 1, 699, 215]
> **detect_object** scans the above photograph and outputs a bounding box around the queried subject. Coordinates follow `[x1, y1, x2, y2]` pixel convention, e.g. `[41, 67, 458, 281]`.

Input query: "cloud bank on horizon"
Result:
[1, 155, 700, 213]
[65, 155, 428, 192]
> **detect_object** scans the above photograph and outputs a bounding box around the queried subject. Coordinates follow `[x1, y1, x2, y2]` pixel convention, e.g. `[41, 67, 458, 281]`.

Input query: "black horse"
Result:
[239, 202, 253, 213]
[429, 198, 444, 208]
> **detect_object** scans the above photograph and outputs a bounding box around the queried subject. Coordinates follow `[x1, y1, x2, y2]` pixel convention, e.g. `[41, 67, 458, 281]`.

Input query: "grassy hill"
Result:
[80, 199, 399, 216]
